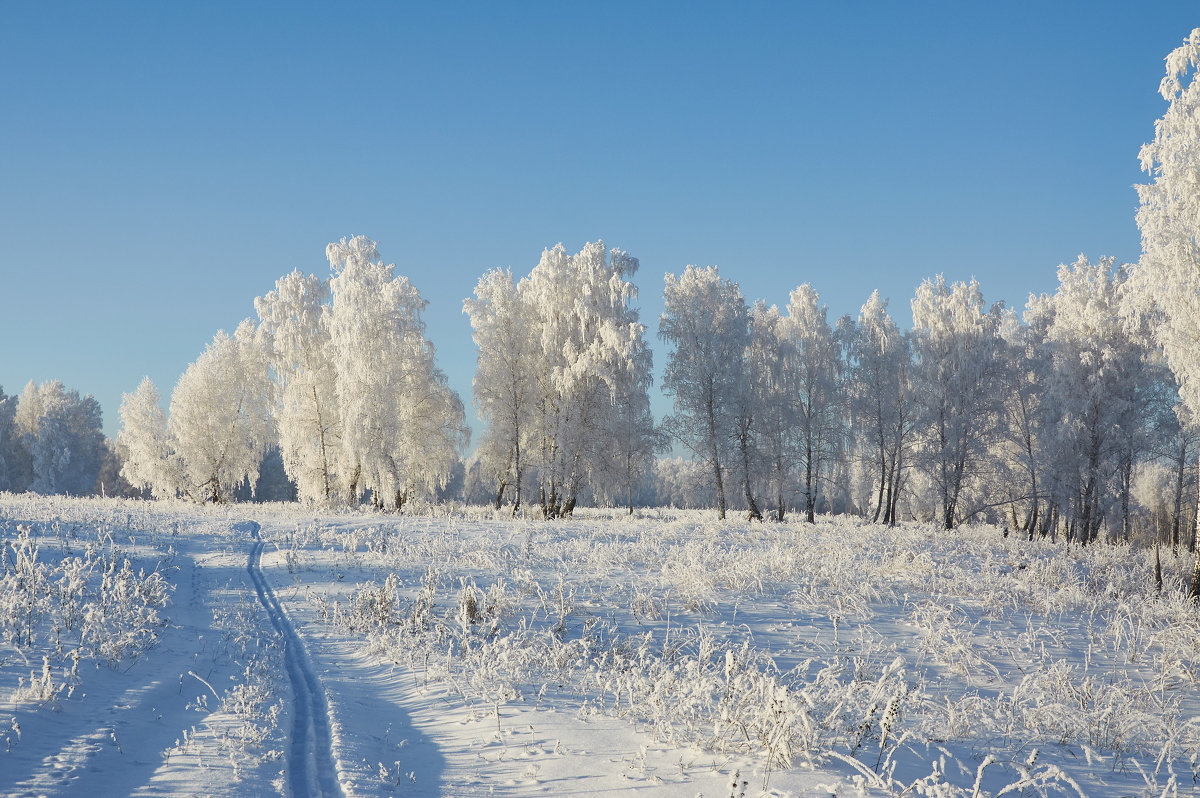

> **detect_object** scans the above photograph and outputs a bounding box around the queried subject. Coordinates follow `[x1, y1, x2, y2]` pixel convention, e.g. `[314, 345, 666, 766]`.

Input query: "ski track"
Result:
[244, 522, 343, 798]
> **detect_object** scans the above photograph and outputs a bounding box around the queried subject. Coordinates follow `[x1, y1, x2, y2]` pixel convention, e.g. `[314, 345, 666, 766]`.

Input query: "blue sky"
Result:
[2, 2, 1196, 438]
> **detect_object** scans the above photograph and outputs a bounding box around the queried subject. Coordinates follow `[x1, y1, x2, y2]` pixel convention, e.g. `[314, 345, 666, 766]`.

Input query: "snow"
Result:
[2, 495, 1198, 797]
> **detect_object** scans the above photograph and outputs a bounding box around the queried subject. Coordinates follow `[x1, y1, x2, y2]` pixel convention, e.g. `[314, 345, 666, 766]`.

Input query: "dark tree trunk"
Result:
[804, 441, 816, 524]
[712, 445, 726, 521]
[348, 463, 361, 505]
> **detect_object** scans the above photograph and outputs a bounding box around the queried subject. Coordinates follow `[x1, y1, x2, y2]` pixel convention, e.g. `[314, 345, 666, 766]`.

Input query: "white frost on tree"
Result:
[326, 236, 467, 508]
[746, 301, 793, 521]
[117, 377, 181, 499]
[255, 270, 341, 504]
[14, 380, 105, 496]
[168, 321, 272, 503]
[910, 277, 1005, 530]
[1041, 256, 1156, 544]
[784, 284, 842, 523]
[0, 387, 18, 492]
[1127, 28, 1200, 594]
[464, 268, 536, 511]
[849, 291, 913, 526]
[466, 242, 655, 517]
[660, 265, 750, 521]
[523, 242, 651, 517]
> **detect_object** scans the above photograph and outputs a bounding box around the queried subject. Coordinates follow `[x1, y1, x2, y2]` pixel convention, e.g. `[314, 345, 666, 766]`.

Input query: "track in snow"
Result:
[244, 521, 343, 798]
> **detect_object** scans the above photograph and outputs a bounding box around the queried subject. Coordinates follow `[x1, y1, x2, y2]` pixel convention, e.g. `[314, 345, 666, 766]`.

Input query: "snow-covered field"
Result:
[2, 495, 1198, 797]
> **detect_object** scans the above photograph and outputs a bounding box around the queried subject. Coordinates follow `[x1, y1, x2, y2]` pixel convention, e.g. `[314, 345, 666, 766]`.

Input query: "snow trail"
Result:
[243, 521, 343, 798]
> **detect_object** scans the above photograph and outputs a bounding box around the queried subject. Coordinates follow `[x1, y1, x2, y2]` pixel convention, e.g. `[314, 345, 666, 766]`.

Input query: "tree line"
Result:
[11, 29, 1200, 569]
[94, 233, 1191, 558]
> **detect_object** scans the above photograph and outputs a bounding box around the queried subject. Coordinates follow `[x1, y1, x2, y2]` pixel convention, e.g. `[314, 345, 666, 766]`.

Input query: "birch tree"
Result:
[255, 270, 341, 504]
[117, 376, 182, 499]
[464, 268, 535, 511]
[910, 277, 1005, 530]
[784, 284, 842, 523]
[168, 321, 272, 503]
[850, 291, 913, 525]
[747, 301, 795, 520]
[660, 265, 749, 520]
[15, 380, 106, 496]
[1128, 28, 1200, 596]
[326, 236, 466, 508]
[1042, 256, 1156, 543]
[521, 242, 650, 517]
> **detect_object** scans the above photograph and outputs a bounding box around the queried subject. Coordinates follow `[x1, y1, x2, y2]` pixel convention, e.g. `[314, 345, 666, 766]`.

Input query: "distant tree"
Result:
[728, 330, 763, 522]
[464, 268, 536, 511]
[660, 265, 749, 520]
[94, 437, 136, 498]
[517, 242, 650, 517]
[596, 382, 664, 514]
[255, 270, 341, 505]
[1041, 256, 1156, 544]
[14, 380, 106, 496]
[117, 376, 182, 499]
[850, 291, 913, 525]
[0, 387, 18, 492]
[996, 295, 1052, 537]
[1127, 28, 1200, 596]
[747, 301, 794, 520]
[326, 236, 466, 508]
[784, 284, 842, 523]
[910, 277, 1005, 530]
[168, 321, 272, 503]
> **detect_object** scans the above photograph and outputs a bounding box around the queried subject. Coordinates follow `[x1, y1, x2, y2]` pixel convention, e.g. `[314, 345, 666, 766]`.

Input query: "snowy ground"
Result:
[1, 495, 1198, 797]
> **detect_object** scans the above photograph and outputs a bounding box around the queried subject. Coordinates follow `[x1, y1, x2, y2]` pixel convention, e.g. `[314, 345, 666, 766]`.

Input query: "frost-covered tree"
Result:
[729, 331, 763, 522]
[784, 284, 842, 523]
[1040, 257, 1157, 544]
[14, 380, 105, 496]
[254, 270, 341, 504]
[849, 291, 914, 525]
[117, 377, 182, 499]
[1128, 28, 1200, 596]
[464, 268, 536, 511]
[596, 379, 664, 514]
[0, 387, 18, 492]
[467, 243, 654, 517]
[327, 236, 466, 508]
[747, 302, 795, 520]
[910, 277, 1005, 530]
[168, 321, 272, 502]
[521, 242, 651, 517]
[660, 265, 750, 520]
[1156, 404, 1200, 552]
[997, 295, 1053, 537]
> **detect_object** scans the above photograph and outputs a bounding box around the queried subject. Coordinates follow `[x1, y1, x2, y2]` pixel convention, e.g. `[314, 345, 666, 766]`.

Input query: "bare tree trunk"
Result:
[775, 454, 785, 522]
[712, 442, 726, 520]
[744, 477, 761, 521]
[1173, 438, 1186, 553]
[1191, 449, 1200, 602]
[804, 440, 816, 524]
[872, 435, 887, 523]
[740, 430, 761, 522]
[312, 385, 332, 501]
[348, 462, 361, 505]
[1120, 448, 1133, 542]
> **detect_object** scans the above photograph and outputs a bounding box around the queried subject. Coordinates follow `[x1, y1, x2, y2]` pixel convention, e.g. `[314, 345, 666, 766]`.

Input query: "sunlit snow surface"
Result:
[1, 495, 1197, 797]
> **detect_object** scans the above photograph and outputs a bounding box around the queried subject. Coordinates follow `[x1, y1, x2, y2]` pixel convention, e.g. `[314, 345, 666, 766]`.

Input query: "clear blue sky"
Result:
[1, 2, 1195, 439]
